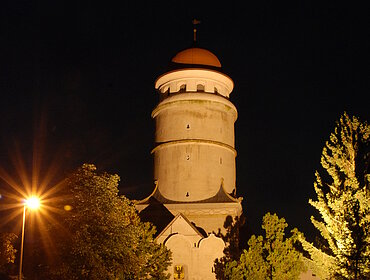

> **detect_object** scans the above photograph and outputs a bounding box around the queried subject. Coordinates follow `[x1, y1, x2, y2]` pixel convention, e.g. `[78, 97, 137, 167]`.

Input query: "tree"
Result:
[0, 232, 17, 273]
[46, 164, 171, 279]
[224, 213, 305, 280]
[300, 112, 370, 279]
[214, 215, 245, 280]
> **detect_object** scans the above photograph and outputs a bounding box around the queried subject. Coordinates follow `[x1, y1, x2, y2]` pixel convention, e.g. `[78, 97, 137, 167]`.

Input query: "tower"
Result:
[136, 46, 243, 279]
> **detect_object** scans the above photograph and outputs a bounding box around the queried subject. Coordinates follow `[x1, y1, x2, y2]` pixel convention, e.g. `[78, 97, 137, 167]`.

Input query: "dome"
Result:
[171, 47, 221, 68]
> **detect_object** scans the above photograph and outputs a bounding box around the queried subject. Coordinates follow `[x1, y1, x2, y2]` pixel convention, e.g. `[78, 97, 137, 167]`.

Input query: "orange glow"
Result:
[0, 114, 70, 264]
[64, 205, 72, 211]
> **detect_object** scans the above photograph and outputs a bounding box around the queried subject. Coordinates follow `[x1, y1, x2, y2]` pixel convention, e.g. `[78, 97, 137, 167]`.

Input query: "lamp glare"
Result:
[26, 196, 40, 210]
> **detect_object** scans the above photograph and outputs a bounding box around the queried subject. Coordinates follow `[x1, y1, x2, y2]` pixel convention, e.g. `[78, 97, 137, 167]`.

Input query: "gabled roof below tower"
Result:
[156, 213, 205, 243]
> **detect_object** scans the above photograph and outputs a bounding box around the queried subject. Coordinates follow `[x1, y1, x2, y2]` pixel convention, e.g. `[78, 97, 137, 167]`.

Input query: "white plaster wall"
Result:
[166, 234, 194, 280]
[152, 92, 237, 202]
[154, 143, 236, 201]
[165, 233, 225, 280]
[154, 96, 236, 147]
[164, 203, 243, 235]
[155, 69, 234, 98]
[198, 235, 225, 279]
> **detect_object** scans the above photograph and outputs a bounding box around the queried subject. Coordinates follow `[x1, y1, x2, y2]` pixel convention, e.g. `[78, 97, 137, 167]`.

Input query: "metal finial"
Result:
[192, 19, 201, 42]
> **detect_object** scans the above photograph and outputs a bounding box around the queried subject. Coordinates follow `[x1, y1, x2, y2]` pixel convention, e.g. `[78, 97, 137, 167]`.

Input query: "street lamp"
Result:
[19, 196, 41, 280]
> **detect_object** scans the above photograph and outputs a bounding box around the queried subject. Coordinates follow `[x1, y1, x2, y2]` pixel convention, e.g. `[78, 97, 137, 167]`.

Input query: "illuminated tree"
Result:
[300, 112, 370, 279]
[214, 215, 245, 279]
[224, 213, 305, 280]
[48, 164, 171, 280]
[0, 232, 17, 273]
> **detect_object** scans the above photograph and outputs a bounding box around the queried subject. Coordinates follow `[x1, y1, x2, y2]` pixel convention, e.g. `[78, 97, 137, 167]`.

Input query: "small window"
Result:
[186, 124, 190, 129]
[160, 87, 170, 101]
[220, 157, 223, 164]
[179, 84, 186, 92]
[197, 84, 205, 92]
[161, 86, 169, 94]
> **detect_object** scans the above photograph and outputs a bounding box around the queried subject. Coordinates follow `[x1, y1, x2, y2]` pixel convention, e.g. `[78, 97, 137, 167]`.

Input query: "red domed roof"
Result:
[171, 47, 221, 68]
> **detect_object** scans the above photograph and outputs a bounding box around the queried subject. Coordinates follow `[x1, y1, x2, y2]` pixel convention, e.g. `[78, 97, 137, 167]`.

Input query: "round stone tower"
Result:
[136, 45, 242, 279]
[152, 47, 238, 202]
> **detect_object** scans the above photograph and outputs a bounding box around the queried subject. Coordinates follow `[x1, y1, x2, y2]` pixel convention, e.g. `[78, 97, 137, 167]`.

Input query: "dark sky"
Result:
[0, 1, 368, 239]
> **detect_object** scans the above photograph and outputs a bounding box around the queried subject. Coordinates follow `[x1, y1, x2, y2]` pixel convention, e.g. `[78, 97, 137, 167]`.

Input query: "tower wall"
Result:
[153, 93, 237, 146]
[152, 91, 237, 202]
[153, 142, 236, 201]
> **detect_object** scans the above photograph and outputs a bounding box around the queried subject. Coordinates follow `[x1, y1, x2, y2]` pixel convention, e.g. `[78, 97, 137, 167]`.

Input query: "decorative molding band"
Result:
[151, 92, 237, 119]
[151, 139, 237, 155]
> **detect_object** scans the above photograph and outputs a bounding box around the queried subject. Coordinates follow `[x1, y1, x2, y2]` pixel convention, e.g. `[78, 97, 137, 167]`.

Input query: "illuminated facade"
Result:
[136, 47, 243, 279]
[133, 45, 321, 279]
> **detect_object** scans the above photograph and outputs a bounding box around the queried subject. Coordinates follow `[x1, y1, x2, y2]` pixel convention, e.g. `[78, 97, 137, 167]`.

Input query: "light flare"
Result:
[25, 196, 41, 210]
[0, 112, 72, 264]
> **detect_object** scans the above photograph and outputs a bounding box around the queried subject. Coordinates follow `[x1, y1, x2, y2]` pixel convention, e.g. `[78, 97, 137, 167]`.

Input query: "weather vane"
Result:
[192, 19, 201, 43]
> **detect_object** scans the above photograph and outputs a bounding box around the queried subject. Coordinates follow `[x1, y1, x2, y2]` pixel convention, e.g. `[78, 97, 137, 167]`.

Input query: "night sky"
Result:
[1, 1, 368, 240]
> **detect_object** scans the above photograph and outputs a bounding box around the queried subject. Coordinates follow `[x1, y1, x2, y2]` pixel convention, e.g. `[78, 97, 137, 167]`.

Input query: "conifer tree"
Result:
[300, 112, 370, 279]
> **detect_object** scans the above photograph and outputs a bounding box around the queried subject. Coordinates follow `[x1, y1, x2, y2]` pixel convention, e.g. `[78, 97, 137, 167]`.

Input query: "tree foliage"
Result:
[0, 232, 17, 271]
[46, 164, 171, 279]
[214, 215, 245, 279]
[300, 112, 370, 279]
[224, 213, 305, 280]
